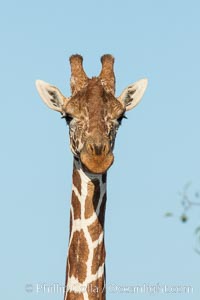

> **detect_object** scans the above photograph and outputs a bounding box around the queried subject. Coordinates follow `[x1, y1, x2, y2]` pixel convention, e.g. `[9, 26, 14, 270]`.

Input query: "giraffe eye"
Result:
[117, 114, 127, 125]
[62, 114, 73, 125]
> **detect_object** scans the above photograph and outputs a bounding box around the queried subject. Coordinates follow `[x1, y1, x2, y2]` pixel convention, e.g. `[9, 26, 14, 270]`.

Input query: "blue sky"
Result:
[0, 0, 200, 299]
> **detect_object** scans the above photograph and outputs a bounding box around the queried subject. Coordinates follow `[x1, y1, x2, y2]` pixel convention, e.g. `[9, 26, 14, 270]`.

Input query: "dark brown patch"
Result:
[68, 230, 89, 283]
[73, 169, 81, 194]
[92, 179, 101, 210]
[72, 191, 81, 220]
[88, 219, 103, 242]
[67, 291, 84, 300]
[102, 173, 107, 183]
[87, 276, 105, 300]
[98, 193, 106, 228]
[85, 179, 100, 219]
[75, 139, 80, 149]
[91, 241, 106, 275]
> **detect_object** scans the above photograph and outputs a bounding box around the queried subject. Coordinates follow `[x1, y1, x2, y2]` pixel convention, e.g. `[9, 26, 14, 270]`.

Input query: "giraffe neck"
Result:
[65, 158, 107, 300]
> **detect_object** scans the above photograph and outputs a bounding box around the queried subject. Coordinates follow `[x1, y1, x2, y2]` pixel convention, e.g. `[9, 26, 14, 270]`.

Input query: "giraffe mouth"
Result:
[80, 151, 114, 174]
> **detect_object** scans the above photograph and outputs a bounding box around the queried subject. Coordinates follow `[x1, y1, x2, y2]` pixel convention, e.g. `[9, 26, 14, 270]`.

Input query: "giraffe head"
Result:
[36, 55, 148, 174]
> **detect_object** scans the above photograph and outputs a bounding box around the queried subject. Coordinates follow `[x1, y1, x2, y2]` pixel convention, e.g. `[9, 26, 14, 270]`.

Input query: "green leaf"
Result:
[180, 214, 188, 222]
[164, 212, 173, 217]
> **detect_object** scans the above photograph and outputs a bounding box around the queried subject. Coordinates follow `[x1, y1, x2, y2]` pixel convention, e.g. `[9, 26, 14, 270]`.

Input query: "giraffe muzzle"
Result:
[80, 136, 114, 174]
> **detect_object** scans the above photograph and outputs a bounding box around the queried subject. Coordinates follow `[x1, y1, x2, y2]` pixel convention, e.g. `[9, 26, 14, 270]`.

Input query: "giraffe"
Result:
[36, 54, 148, 300]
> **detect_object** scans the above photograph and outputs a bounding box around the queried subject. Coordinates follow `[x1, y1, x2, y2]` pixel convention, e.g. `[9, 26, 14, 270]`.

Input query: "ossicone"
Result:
[69, 54, 88, 95]
[99, 54, 115, 95]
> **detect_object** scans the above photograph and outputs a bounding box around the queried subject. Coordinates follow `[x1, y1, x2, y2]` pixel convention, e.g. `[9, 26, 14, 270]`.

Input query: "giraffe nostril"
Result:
[102, 144, 107, 154]
[87, 144, 95, 154]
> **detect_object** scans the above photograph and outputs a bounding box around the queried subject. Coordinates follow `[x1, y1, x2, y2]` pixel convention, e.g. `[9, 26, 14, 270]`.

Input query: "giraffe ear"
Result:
[35, 80, 68, 113]
[118, 78, 148, 111]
